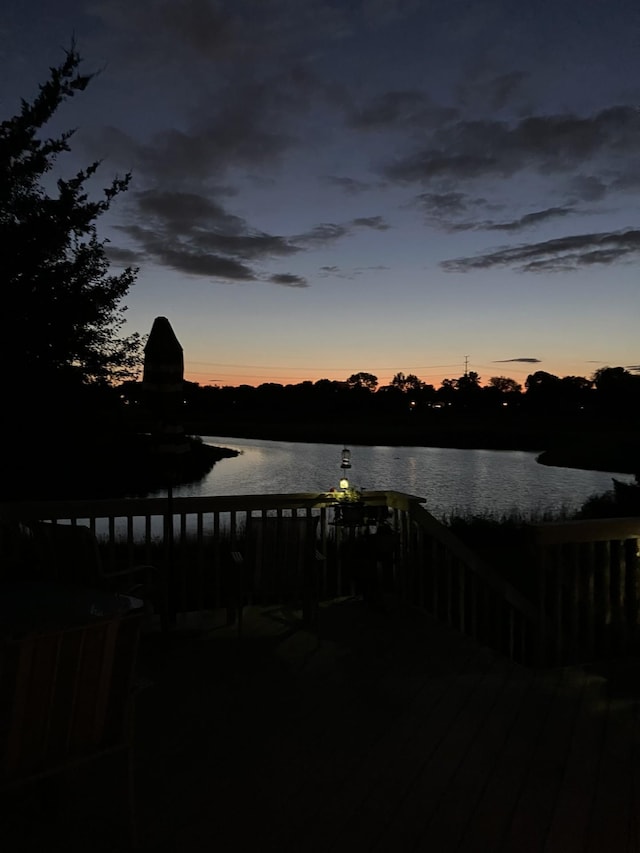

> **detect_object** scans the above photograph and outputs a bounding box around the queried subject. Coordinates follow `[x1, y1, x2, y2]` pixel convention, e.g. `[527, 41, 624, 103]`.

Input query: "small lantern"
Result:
[341, 447, 351, 469]
[339, 476, 349, 490]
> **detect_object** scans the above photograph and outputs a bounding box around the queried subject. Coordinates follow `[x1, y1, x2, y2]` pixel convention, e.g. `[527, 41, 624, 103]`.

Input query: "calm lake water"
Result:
[161, 436, 633, 520]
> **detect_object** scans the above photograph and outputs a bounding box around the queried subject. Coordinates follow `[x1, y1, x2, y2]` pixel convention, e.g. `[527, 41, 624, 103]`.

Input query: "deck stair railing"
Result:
[529, 516, 640, 666]
[391, 497, 540, 665]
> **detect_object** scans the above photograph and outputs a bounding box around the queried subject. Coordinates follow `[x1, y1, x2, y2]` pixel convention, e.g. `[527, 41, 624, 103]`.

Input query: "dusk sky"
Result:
[4, 0, 640, 387]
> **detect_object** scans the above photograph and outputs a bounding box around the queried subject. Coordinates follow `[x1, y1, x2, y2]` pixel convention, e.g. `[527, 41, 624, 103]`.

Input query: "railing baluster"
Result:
[10, 492, 635, 666]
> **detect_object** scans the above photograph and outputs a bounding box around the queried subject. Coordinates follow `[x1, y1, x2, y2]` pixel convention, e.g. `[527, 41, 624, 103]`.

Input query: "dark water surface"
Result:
[160, 436, 632, 520]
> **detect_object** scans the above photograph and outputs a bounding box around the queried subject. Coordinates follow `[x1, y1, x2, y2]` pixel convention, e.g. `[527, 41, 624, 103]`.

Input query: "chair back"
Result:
[0, 612, 142, 790]
[23, 522, 104, 586]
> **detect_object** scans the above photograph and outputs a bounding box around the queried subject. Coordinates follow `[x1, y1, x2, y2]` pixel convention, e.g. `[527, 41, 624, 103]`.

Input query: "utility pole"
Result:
[463, 355, 469, 376]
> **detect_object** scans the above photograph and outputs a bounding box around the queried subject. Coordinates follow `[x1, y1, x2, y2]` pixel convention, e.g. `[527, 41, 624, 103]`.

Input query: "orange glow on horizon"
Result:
[184, 368, 517, 389]
[182, 358, 617, 389]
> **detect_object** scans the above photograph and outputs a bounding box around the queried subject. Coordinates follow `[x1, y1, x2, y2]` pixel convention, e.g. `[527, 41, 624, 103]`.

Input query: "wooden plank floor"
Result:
[130, 598, 640, 853]
[3, 597, 639, 851]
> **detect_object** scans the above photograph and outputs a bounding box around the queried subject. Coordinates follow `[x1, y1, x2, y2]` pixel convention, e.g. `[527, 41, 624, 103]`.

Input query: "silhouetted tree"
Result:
[437, 377, 457, 406]
[524, 370, 562, 411]
[483, 376, 522, 410]
[592, 366, 640, 416]
[1, 47, 147, 495]
[488, 376, 522, 394]
[453, 371, 482, 409]
[390, 372, 424, 392]
[558, 375, 594, 413]
[346, 372, 378, 391]
[456, 370, 481, 391]
[1, 46, 142, 397]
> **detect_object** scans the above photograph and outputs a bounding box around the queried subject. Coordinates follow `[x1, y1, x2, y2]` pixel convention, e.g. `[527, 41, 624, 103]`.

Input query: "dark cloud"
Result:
[138, 97, 295, 182]
[296, 223, 350, 246]
[89, 0, 238, 62]
[104, 245, 141, 265]
[384, 106, 640, 184]
[352, 216, 390, 230]
[136, 190, 246, 235]
[268, 273, 308, 288]
[160, 248, 256, 280]
[88, 2, 358, 191]
[295, 215, 390, 246]
[192, 231, 300, 259]
[417, 192, 470, 217]
[85, 4, 640, 289]
[441, 228, 640, 273]
[90, 0, 360, 66]
[114, 188, 390, 284]
[416, 192, 518, 232]
[90, 59, 328, 186]
[114, 189, 304, 282]
[116, 223, 256, 279]
[416, 192, 503, 231]
[317, 265, 357, 280]
[96, 114, 292, 185]
[483, 207, 575, 232]
[350, 90, 457, 130]
[456, 71, 529, 113]
[493, 358, 542, 363]
[566, 174, 608, 202]
[323, 175, 373, 194]
[361, 0, 423, 25]
[318, 262, 390, 280]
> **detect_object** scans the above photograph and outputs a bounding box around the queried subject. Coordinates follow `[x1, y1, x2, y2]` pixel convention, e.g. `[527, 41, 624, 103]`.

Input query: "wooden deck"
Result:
[4, 597, 640, 851]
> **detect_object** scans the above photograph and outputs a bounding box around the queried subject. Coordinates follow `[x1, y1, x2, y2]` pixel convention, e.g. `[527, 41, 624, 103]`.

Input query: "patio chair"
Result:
[229, 514, 323, 636]
[19, 521, 162, 618]
[0, 611, 144, 848]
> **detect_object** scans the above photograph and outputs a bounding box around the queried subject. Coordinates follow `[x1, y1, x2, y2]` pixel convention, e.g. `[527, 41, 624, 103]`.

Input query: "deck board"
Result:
[4, 597, 640, 852]
[584, 691, 638, 853]
[541, 674, 606, 853]
[412, 663, 537, 852]
[501, 668, 590, 853]
[138, 600, 640, 853]
[452, 668, 566, 853]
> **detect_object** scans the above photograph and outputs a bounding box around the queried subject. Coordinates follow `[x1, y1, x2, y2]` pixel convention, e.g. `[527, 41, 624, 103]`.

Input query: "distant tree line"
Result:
[121, 366, 640, 429]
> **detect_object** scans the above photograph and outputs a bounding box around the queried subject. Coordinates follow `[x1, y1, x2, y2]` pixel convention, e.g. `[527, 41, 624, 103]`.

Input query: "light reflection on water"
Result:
[158, 436, 634, 520]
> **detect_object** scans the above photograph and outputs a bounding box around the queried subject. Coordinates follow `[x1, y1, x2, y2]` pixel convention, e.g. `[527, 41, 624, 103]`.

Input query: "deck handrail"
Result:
[4, 493, 637, 667]
[393, 502, 539, 664]
[0, 491, 412, 619]
[409, 504, 539, 621]
[528, 516, 640, 666]
[0, 490, 401, 523]
[529, 516, 640, 545]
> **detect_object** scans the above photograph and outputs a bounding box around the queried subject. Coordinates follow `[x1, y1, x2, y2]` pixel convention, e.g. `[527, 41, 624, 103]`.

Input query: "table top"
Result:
[0, 581, 144, 636]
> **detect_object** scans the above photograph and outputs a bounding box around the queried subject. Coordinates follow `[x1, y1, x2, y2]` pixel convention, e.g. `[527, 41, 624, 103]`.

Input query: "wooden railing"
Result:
[0, 492, 392, 618]
[4, 493, 637, 667]
[0, 490, 538, 664]
[529, 517, 640, 665]
[393, 500, 540, 665]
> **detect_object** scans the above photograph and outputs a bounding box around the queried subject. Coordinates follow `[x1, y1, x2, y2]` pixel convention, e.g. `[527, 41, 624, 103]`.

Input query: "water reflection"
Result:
[157, 436, 633, 520]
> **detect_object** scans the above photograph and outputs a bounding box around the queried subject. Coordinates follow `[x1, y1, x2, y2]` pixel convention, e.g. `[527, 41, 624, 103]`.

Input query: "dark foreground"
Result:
[4, 598, 640, 852]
